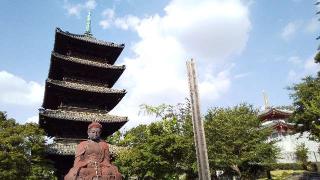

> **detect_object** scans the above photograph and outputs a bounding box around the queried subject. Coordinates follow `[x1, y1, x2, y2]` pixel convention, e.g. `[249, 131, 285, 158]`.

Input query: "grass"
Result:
[258, 170, 306, 180]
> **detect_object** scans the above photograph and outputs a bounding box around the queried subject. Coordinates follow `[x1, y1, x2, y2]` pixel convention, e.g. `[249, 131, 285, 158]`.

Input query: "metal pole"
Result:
[186, 59, 211, 180]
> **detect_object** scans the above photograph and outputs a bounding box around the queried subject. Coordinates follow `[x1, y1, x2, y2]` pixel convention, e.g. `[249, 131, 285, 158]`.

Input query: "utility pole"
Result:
[186, 59, 211, 180]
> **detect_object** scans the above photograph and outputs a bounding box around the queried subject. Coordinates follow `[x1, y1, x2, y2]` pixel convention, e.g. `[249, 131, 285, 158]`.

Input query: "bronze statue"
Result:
[65, 122, 122, 180]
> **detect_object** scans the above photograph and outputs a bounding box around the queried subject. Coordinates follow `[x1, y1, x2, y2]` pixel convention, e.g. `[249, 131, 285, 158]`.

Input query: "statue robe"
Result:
[64, 140, 122, 180]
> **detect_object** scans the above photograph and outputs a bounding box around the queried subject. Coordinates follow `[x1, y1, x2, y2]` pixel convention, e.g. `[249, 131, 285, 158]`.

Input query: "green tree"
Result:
[114, 103, 197, 179]
[295, 143, 308, 165]
[289, 75, 320, 141]
[288, 50, 320, 141]
[0, 111, 56, 180]
[205, 104, 278, 179]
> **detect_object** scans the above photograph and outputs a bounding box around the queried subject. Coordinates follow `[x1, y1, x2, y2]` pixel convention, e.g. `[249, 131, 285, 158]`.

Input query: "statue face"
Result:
[88, 127, 101, 140]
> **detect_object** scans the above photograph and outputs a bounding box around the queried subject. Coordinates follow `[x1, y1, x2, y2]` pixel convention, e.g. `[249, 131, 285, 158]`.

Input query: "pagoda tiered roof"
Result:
[46, 140, 122, 156]
[42, 78, 126, 111]
[40, 109, 127, 123]
[39, 109, 127, 138]
[54, 28, 124, 65]
[49, 52, 125, 87]
[51, 52, 125, 69]
[258, 107, 292, 121]
[262, 119, 295, 129]
[47, 79, 125, 94]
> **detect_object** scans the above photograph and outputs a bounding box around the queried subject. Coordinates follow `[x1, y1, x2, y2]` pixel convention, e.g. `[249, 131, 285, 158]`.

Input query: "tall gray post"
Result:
[186, 59, 211, 180]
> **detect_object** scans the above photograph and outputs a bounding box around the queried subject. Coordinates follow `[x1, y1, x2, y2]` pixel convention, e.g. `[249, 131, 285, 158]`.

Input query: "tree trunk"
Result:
[230, 165, 241, 178]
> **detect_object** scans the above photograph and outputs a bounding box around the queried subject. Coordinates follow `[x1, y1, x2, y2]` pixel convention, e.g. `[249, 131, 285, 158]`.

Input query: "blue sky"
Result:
[0, 0, 319, 129]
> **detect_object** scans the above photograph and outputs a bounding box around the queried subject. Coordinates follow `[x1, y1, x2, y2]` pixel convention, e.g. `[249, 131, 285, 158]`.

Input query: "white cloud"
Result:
[64, 0, 96, 17]
[288, 56, 302, 65]
[99, 9, 141, 30]
[114, 15, 141, 30]
[234, 72, 251, 79]
[304, 56, 320, 73]
[305, 17, 320, 34]
[281, 18, 320, 40]
[287, 54, 319, 82]
[0, 71, 44, 106]
[26, 115, 39, 124]
[108, 0, 251, 128]
[99, 9, 115, 29]
[85, 0, 96, 10]
[66, 4, 82, 17]
[287, 69, 298, 82]
[281, 22, 299, 41]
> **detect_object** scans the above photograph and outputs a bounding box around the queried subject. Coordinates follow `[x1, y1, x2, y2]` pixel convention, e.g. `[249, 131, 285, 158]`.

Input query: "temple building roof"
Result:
[258, 107, 292, 121]
[261, 119, 295, 129]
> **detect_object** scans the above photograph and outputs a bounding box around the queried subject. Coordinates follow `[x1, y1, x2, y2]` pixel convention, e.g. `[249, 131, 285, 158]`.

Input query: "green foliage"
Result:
[107, 131, 122, 145]
[270, 170, 305, 180]
[289, 53, 320, 141]
[289, 76, 320, 140]
[205, 104, 279, 178]
[113, 103, 279, 179]
[114, 103, 197, 179]
[269, 163, 304, 170]
[295, 143, 308, 164]
[0, 111, 56, 180]
[315, 51, 320, 64]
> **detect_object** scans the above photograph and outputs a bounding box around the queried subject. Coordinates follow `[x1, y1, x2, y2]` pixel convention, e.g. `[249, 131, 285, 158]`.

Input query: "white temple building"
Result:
[259, 107, 320, 163]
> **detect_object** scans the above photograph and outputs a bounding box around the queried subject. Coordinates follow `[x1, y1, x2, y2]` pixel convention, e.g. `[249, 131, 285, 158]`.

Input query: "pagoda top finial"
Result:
[85, 11, 92, 36]
[262, 90, 270, 109]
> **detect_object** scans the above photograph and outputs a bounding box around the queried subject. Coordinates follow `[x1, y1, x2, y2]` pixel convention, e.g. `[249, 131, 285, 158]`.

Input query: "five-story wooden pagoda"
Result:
[39, 14, 127, 179]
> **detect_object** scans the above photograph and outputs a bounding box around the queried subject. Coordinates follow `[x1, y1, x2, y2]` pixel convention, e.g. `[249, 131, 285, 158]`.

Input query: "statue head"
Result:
[88, 121, 102, 141]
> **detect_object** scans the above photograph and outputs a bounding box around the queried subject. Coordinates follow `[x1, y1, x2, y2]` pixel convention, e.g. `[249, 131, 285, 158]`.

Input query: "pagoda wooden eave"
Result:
[272, 121, 295, 130]
[258, 108, 292, 121]
[48, 52, 125, 88]
[54, 28, 124, 65]
[39, 109, 128, 123]
[46, 141, 121, 156]
[42, 79, 126, 111]
[51, 52, 125, 69]
[39, 110, 128, 138]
